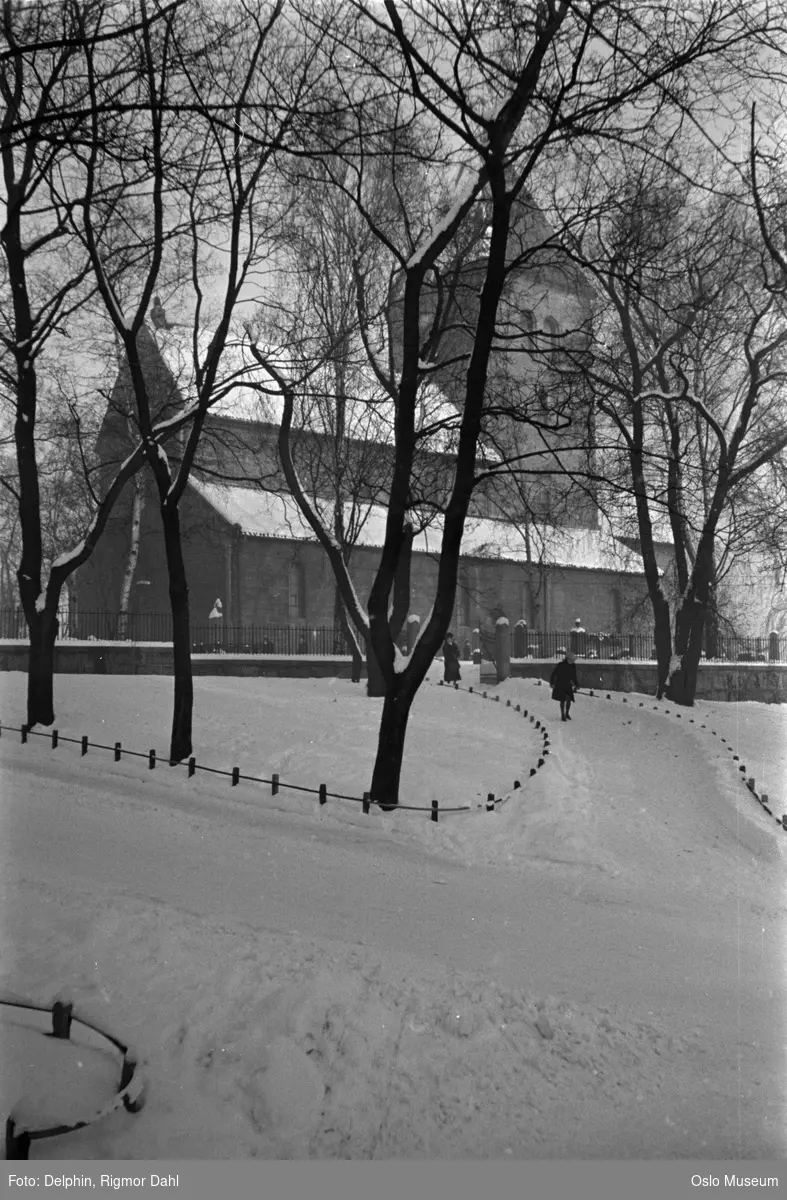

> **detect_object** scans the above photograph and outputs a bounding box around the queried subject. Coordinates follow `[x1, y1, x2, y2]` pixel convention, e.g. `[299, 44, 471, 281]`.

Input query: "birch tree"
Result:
[262, 0, 771, 807]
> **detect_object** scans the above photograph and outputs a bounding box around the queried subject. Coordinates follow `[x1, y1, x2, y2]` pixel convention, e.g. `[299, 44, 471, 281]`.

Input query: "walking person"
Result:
[550, 651, 578, 721]
[442, 632, 462, 684]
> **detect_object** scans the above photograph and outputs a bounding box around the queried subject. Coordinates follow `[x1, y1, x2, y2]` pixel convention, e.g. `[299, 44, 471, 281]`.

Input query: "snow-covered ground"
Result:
[0, 668, 785, 1159]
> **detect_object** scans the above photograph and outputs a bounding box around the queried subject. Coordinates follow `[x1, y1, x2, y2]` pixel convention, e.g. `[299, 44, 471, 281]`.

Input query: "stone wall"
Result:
[0, 643, 361, 679]
[481, 659, 787, 705]
[3, 643, 784, 701]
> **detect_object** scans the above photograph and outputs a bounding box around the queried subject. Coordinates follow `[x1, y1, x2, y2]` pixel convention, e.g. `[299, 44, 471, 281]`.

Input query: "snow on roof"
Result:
[190, 479, 647, 574]
[462, 515, 647, 573]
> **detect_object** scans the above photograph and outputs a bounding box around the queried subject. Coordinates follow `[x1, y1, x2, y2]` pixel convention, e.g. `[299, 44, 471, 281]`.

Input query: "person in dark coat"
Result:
[442, 632, 461, 683]
[550, 652, 578, 721]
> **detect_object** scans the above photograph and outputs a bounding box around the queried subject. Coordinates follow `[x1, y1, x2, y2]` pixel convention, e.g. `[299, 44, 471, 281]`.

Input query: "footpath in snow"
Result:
[0, 669, 784, 1159]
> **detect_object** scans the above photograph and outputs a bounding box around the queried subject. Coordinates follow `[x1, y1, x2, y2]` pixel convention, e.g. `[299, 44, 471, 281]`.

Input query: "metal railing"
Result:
[191, 624, 352, 657]
[491, 627, 786, 664]
[0, 609, 353, 656]
[2, 608, 785, 663]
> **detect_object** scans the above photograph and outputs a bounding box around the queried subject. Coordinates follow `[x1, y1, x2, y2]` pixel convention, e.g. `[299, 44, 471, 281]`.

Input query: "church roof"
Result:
[189, 479, 648, 575]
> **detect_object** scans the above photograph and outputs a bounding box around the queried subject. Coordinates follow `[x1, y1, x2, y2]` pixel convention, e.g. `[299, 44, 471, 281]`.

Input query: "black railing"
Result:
[2, 608, 785, 662]
[0, 609, 353, 656]
[191, 624, 352, 657]
[496, 627, 786, 664]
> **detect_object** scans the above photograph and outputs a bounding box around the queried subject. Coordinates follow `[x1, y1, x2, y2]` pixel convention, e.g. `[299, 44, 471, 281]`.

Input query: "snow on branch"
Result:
[406, 177, 485, 271]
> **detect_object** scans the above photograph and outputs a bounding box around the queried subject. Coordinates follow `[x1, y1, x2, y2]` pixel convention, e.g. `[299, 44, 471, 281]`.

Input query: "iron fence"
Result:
[0, 609, 353, 656]
[191, 623, 352, 656]
[490, 626, 786, 664]
[2, 607, 785, 662]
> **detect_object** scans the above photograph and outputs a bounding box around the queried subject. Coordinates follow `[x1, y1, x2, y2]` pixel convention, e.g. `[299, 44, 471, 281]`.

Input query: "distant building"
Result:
[77, 330, 653, 643]
[78, 201, 656, 643]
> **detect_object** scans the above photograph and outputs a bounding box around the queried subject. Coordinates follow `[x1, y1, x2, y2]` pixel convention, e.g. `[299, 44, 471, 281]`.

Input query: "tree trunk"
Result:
[365, 634, 386, 697]
[161, 503, 193, 763]
[334, 584, 363, 682]
[665, 595, 707, 706]
[369, 681, 415, 811]
[118, 482, 145, 639]
[665, 532, 718, 705]
[652, 590, 673, 699]
[389, 523, 414, 645]
[25, 607, 59, 728]
[366, 525, 414, 697]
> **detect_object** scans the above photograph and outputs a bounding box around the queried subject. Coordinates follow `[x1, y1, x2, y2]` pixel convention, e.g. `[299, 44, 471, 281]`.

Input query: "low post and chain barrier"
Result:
[0, 721, 471, 821]
[445, 669, 785, 832]
[435, 672, 551, 809]
[4, 674, 779, 830]
[533, 681, 786, 835]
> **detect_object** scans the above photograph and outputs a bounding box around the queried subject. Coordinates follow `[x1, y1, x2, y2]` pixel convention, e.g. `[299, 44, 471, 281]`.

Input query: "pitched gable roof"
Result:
[190, 479, 648, 575]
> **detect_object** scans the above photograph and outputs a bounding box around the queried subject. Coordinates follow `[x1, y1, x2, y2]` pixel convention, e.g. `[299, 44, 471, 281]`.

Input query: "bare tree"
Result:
[251, 0, 770, 806]
[557, 138, 787, 701]
[0, 0, 194, 728]
[253, 173, 398, 684]
[64, 0, 339, 761]
[251, 132, 470, 691]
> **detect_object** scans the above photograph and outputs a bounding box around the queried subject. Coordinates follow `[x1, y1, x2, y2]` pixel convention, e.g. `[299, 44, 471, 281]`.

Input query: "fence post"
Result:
[232, 767, 239, 786]
[51, 729, 58, 749]
[51, 1000, 73, 1040]
[495, 617, 510, 682]
[431, 799, 438, 822]
[319, 783, 327, 806]
[20, 724, 27, 743]
[188, 757, 196, 777]
[114, 742, 121, 762]
[149, 749, 156, 770]
[81, 735, 88, 756]
[271, 772, 279, 795]
[486, 793, 495, 811]
[362, 791, 370, 814]
[769, 630, 780, 663]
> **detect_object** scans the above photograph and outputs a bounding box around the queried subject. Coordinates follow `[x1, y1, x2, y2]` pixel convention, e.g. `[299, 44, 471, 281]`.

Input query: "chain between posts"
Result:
[1, 722, 472, 817]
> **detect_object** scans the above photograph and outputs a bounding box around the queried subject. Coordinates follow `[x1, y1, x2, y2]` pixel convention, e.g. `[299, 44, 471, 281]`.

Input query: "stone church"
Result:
[78, 201, 657, 647]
